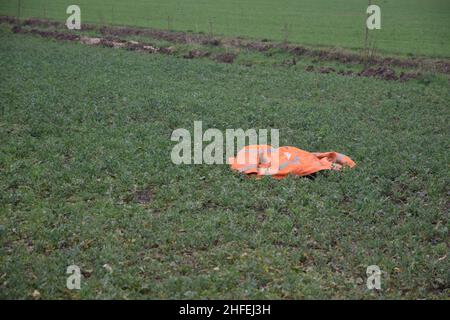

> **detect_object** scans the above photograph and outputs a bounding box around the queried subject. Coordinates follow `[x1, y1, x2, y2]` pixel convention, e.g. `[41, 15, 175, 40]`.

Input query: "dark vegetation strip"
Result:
[9, 24, 238, 64]
[2, 16, 444, 81]
[98, 24, 450, 75]
[2, 15, 450, 74]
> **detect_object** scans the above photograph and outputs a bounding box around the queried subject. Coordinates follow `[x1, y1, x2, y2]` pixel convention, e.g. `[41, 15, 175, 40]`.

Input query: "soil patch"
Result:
[213, 52, 237, 64]
[134, 188, 154, 204]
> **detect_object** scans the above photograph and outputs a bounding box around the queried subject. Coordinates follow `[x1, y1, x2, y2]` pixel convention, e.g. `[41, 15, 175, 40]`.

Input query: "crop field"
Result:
[0, 1, 449, 301]
[0, 0, 449, 57]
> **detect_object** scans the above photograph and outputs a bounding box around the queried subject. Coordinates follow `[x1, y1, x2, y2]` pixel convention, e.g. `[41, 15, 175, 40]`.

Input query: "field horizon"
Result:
[0, 0, 449, 57]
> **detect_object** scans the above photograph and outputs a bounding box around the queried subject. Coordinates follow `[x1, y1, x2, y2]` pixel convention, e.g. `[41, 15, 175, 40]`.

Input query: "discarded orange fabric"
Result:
[228, 145, 356, 179]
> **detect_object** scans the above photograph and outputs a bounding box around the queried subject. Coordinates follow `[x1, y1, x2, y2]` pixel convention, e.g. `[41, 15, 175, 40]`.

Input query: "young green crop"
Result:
[0, 28, 448, 299]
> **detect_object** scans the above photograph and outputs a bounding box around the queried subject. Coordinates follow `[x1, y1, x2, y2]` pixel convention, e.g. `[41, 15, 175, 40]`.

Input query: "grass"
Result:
[0, 0, 450, 57]
[9, 19, 444, 80]
[0, 26, 449, 299]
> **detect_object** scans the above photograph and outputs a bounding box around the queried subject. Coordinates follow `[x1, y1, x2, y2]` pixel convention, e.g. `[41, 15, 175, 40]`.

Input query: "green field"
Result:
[1, 25, 449, 299]
[0, 0, 450, 57]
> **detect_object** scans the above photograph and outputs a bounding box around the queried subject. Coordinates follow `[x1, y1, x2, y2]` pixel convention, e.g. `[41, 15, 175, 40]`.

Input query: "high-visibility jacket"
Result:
[228, 145, 356, 179]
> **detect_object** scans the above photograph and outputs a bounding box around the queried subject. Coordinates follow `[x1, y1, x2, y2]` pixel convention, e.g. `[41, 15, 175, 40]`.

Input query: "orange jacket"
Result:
[228, 145, 355, 179]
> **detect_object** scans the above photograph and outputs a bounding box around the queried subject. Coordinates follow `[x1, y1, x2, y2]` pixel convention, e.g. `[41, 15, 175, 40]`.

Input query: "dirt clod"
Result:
[399, 71, 420, 82]
[183, 50, 210, 59]
[134, 188, 154, 204]
[201, 38, 221, 46]
[11, 25, 21, 33]
[337, 70, 354, 76]
[80, 36, 101, 45]
[318, 67, 335, 74]
[213, 52, 237, 64]
[358, 67, 398, 81]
